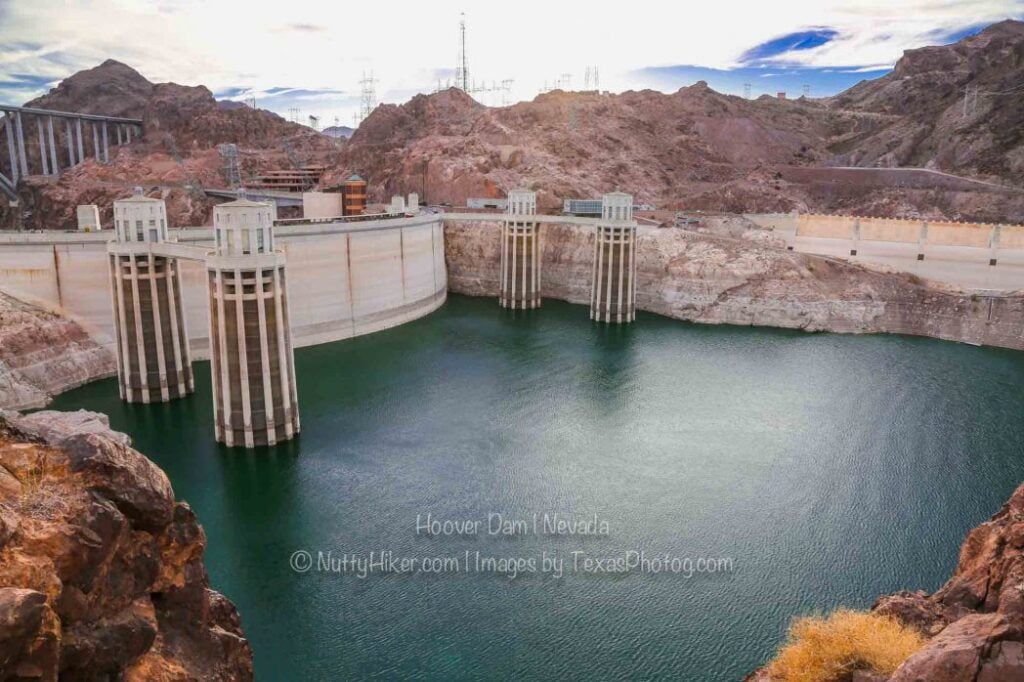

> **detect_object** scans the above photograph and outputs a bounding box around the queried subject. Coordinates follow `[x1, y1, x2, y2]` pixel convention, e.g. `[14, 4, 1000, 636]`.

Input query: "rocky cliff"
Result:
[4, 60, 340, 231]
[341, 21, 1024, 223]
[0, 409, 252, 681]
[444, 219, 1024, 351]
[0, 291, 115, 411]
[748, 480, 1024, 680]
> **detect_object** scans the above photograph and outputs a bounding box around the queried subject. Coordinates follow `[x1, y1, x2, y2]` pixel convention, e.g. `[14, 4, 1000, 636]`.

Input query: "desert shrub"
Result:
[764, 608, 925, 682]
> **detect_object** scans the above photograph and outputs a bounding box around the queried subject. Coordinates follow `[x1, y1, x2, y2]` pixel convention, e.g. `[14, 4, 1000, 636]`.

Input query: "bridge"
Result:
[0, 104, 143, 201]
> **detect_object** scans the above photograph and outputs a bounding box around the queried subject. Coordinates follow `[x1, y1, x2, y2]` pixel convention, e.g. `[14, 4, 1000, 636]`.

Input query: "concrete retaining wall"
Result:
[790, 213, 1023, 249]
[0, 215, 447, 359]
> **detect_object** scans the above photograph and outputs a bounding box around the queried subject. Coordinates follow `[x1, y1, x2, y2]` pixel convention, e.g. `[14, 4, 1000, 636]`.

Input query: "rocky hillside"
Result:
[0, 409, 252, 680]
[831, 20, 1024, 180]
[5, 21, 1024, 228]
[3, 60, 340, 230]
[0, 291, 115, 411]
[748, 479, 1024, 680]
[339, 20, 1024, 222]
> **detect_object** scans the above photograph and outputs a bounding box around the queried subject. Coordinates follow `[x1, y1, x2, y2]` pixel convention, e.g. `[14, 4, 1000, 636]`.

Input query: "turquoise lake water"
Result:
[49, 294, 1024, 680]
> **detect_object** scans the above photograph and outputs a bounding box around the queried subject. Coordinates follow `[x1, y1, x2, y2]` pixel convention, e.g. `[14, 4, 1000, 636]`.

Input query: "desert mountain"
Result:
[3, 60, 340, 229]
[4, 21, 1024, 230]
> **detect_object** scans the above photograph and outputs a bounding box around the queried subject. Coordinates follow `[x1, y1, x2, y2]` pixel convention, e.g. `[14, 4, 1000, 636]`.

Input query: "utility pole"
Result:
[455, 12, 469, 92]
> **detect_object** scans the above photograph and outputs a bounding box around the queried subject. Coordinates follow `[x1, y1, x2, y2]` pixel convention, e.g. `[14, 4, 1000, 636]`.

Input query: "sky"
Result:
[0, 0, 1021, 128]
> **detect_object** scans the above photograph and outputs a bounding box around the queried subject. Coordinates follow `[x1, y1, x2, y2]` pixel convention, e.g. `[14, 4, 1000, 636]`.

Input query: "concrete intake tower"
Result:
[108, 189, 194, 402]
[207, 197, 300, 447]
[590, 192, 637, 323]
[499, 189, 541, 309]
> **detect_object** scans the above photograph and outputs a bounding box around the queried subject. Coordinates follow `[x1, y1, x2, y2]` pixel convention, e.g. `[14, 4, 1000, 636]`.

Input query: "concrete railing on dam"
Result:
[0, 214, 447, 359]
[745, 213, 1024, 250]
[745, 213, 1024, 291]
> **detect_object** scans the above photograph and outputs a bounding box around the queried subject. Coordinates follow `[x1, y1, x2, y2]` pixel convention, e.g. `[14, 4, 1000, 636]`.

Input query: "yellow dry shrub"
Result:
[765, 608, 926, 682]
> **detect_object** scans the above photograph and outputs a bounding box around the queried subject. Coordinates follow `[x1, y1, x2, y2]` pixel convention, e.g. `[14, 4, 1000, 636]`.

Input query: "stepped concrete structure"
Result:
[499, 189, 541, 309]
[590, 192, 637, 323]
[207, 197, 300, 448]
[107, 190, 193, 403]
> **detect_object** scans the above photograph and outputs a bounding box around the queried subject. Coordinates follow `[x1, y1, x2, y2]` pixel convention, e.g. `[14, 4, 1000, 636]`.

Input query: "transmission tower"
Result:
[455, 12, 469, 92]
[560, 73, 572, 91]
[743, 83, 751, 99]
[802, 84, 810, 98]
[501, 79, 514, 106]
[308, 115, 320, 132]
[359, 71, 378, 122]
[246, 96, 256, 109]
[218, 143, 241, 188]
[288, 108, 300, 123]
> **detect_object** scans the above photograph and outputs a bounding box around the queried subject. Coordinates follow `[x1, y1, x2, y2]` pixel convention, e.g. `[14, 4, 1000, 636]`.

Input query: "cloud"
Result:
[278, 23, 327, 32]
[635, 63, 891, 98]
[739, 29, 840, 65]
[0, 0, 1020, 121]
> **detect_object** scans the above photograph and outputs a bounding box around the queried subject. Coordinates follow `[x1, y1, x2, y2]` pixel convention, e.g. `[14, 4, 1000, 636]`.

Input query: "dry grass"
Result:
[765, 608, 926, 682]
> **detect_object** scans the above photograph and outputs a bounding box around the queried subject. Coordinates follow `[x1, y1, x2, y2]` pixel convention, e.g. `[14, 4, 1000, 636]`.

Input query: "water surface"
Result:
[50, 295, 1024, 680]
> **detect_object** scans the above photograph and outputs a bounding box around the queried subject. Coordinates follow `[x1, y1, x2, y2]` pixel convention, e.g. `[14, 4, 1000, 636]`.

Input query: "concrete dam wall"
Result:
[0, 214, 447, 360]
[444, 218, 1024, 351]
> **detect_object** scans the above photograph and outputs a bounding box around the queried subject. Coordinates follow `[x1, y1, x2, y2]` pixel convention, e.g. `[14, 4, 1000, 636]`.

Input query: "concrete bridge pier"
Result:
[207, 196, 300, 448]
[590, 192, 637, 323]
[107, 189, 194, 403]
[499, 189, 541, 309]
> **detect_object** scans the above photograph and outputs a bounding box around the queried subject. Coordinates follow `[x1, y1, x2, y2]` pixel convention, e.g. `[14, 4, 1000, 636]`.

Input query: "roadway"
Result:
[778, 230, 1024, 293]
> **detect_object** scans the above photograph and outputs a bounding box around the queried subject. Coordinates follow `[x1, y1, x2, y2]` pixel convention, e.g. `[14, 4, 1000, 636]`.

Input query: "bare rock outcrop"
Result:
[445, 219, 1024, 350]
[0, 291, 115, 411]
[0, 409, 253, 681]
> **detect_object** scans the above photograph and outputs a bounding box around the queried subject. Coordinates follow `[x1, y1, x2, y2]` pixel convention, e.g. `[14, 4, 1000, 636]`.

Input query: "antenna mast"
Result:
[456, 12, 469, 91]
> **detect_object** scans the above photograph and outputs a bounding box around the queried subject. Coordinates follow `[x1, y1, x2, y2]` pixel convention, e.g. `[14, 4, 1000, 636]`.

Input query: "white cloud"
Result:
[0, 0, 1020, 123]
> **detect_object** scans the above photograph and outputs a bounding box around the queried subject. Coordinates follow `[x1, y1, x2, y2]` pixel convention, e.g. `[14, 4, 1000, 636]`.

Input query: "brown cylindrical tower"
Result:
[107, 190, 194, 403]
[341, 174, 367, 216]
[207, 197, 300, 448]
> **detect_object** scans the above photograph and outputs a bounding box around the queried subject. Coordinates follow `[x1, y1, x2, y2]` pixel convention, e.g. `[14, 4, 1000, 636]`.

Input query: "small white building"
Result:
[467, 197, 508, 210]
[76, 205, 101, 232]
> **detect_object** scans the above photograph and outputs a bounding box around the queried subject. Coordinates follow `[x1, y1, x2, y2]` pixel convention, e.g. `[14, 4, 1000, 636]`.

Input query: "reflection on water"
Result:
[49, 295, 1024, 681]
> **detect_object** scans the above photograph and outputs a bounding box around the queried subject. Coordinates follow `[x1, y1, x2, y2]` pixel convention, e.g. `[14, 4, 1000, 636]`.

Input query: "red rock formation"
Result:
[336, 21, 1024, 222]
[6, 21, 1024, 228]
[0, 409, 253, 681]
[4, 60, 340, 230]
